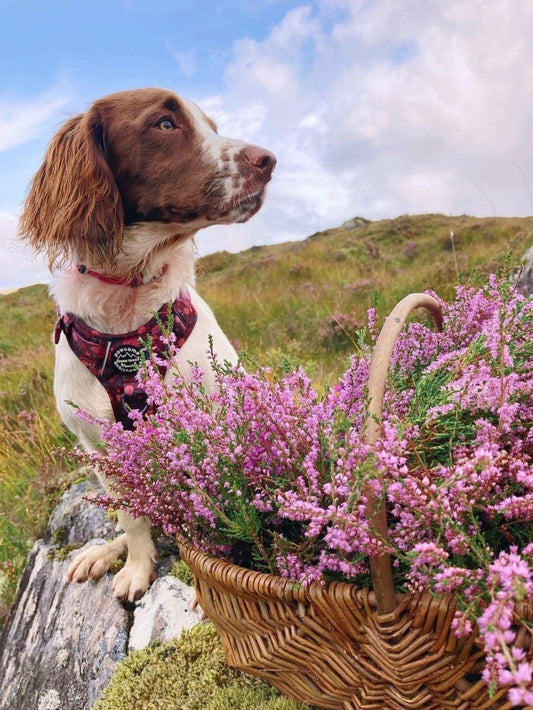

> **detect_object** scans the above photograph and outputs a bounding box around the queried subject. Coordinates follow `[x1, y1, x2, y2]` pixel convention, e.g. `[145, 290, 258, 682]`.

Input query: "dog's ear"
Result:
[18, 106, 124, 271]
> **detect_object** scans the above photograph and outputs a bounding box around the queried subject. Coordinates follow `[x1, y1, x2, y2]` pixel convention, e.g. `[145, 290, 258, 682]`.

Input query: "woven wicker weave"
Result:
[180, 544, 532, 709]
[179, 294, 533, 710]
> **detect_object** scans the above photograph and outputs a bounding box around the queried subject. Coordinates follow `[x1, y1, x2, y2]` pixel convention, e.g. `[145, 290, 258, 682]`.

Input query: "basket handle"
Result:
[362, 293, 443, 615]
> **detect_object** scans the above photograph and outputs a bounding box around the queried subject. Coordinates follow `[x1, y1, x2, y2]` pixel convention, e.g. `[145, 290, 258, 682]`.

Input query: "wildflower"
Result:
[88, 275, 533, 702]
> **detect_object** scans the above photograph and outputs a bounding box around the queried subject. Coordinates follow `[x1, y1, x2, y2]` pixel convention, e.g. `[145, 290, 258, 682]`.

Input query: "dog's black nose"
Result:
[242, 145, 277, 178]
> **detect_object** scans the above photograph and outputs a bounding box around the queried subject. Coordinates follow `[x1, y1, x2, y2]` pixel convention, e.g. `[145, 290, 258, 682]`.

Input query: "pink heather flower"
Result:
[451, 611, 474, 638]
[88, 275, 533, 701]
[367, 307, 378, 341]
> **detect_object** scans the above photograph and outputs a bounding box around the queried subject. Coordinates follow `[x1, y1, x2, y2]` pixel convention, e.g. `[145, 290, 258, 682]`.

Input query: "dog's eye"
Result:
[158, 118, 175, 131]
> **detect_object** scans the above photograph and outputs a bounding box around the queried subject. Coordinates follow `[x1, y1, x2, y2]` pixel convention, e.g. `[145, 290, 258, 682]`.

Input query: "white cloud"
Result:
[0, 89, 70, 152]
[0, 86, 71, 287]
[166, 44, 197, 78]
[196, 0, 533, 248]
[0, 211, 50, 289]
[4, 0, 533, 286]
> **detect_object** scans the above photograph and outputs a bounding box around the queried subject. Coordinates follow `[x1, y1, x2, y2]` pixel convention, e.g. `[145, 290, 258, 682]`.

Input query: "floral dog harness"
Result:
[54, 293, 197, 429]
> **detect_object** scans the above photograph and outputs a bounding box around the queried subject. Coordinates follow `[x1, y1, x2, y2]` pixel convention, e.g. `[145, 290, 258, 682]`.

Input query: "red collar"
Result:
[76, 264, 148, 287]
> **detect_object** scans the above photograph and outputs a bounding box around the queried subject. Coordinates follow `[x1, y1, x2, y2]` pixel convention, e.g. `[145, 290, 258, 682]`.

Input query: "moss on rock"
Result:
[45, 544, 79, 562]
[169, 559, 195, 587]
[93, 622, 309, 710]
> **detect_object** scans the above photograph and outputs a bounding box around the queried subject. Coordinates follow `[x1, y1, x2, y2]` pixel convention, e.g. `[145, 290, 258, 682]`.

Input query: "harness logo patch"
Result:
[112, 345, 143, 374]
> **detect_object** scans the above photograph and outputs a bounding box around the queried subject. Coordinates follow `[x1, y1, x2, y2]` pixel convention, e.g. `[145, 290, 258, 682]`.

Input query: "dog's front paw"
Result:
[112, 560, 157, 603]
[67, 537, 127, 583]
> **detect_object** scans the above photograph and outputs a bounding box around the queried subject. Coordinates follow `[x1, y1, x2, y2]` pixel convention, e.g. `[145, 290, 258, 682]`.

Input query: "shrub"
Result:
[85, 275, 532, 704]
[317, 311, 364, 350]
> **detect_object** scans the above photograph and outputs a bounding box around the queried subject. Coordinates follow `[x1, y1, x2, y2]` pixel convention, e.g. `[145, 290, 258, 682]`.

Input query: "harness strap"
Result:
[54, 293, 197, 429]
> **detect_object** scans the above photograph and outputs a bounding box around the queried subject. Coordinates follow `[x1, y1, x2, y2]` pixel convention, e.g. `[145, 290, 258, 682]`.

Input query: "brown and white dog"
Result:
[19, 87, 275, 602]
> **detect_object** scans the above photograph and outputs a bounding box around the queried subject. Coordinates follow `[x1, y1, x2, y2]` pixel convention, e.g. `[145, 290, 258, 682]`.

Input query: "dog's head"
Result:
[19, 87, 276, 270]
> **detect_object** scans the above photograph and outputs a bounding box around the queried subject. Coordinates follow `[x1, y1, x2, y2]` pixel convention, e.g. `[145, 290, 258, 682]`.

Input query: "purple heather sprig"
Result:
[86, 275, 532, 702]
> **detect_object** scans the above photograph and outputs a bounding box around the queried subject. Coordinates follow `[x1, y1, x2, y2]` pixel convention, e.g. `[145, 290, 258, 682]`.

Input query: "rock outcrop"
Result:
[514, 243, 533, 297]
[0, 480, 200, 710]
[339, 216, 371, 230]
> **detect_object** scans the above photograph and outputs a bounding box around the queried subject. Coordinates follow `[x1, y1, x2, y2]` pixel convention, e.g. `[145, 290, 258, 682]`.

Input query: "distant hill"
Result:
[2, 213, 532, 377]
[197, 213, 533, 378]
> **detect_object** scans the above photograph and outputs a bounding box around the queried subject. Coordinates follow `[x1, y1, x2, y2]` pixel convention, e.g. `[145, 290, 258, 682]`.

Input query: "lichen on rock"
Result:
[37, 688, 61, 710]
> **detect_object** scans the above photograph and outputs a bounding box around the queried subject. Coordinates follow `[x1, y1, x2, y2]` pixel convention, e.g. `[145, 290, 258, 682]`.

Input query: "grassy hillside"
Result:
[198, 213, 533, 379]
[0, 213, 531, 621]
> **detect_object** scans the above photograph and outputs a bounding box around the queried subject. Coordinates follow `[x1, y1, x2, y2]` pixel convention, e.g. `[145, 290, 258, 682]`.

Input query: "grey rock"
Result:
[512, 243, 533, 297]
[0, 541, 130, 710]
[45, 475, 117, 546]
[0, 480, 201, 710]
[129, 575, 201, 652]
[514, 265, 533, 297]
[339, 216, 371, 230]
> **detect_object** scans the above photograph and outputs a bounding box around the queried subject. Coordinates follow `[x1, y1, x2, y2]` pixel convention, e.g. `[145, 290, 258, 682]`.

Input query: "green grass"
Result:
[0, 285, 77, 618]
[0, 213, 531, 623]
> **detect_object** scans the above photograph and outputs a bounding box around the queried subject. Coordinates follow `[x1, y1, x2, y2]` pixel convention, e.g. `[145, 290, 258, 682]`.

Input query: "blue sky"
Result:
[0, 1, 296, 98]
[2, 0, 533, 288]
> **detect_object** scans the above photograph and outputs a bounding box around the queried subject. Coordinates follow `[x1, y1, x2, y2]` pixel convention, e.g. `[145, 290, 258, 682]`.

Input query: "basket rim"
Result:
[179, 542, 533, 642]
[179, 541, 310, 602]
[178, 541, 412, 612]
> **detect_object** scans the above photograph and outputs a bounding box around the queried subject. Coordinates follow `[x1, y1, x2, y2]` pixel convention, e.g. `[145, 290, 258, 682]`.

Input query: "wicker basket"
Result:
[179, 294, 533, 710]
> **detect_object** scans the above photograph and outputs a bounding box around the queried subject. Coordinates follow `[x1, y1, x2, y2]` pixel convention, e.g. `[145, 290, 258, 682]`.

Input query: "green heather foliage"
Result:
[0, 214, 531, 618]
[92, 623, 308, 710]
